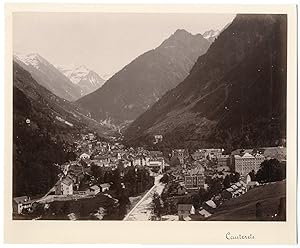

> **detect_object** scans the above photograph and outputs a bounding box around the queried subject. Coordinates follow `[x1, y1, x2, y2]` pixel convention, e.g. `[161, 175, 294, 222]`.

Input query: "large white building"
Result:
[234, 152, 265, 176]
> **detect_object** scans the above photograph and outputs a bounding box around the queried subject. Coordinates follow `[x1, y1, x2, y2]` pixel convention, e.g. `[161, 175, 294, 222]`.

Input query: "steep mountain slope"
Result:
[13, 61, 113, 197]
[124, 14, 287, 151]
[203, 29, 220, 42]
[207, 181, 286, 221]
[77, 29, 211, 125]
[14, 53, 82, 101]
[13, 60, 114, 136]
[56, 65, 105, 96]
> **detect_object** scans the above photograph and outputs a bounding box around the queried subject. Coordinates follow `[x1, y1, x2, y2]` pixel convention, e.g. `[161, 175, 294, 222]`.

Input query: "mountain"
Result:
[102, 73, 114, 81]
[14, 53, 82, 101]
[77, 29, 211, 125]
[13, 61, 113, 197]
[56, 65, 105, 96]
[13, 59, 115, 135]
[124, 14, 287, 151]
[203, 29, 220, 42]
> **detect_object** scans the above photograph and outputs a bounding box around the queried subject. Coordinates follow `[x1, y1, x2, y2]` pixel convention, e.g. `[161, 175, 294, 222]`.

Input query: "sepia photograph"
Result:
[4, 3, 297, 245]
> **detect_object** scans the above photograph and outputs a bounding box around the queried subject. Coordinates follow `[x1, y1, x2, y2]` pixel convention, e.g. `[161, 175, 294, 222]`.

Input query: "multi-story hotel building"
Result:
[234, 152, 265, 176]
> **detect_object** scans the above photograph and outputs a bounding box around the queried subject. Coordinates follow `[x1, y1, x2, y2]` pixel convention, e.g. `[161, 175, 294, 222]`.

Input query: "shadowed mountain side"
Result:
[77, 29, 211, 125]
[124, 14, 287, 151]
[13, 61, 114, 197]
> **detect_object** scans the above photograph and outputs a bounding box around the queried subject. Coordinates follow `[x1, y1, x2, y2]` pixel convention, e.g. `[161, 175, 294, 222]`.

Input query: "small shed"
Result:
[99, 183, 111, 192]
[13, 196, 33, 214]
[199, 208, 212, 218]
[90, 185, 100, 195]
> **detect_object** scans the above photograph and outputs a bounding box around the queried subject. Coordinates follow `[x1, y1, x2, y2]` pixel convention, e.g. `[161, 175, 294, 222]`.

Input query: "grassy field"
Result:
[207, 180, 286, 221]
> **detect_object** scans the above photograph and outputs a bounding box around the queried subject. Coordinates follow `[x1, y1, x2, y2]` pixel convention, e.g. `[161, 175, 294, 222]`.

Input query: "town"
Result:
[13, 133, 286, 221]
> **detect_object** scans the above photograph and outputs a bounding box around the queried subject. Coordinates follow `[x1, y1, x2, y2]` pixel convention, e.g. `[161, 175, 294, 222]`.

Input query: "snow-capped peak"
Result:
[56, 64, 96, 84]
[14, 53, 48, 70]
[56, 64, 106, 95]
[202, 29, 220, 41]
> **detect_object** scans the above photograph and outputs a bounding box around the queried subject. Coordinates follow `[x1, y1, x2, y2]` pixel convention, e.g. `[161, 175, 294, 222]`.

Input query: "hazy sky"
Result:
[13, 12, 235, 78]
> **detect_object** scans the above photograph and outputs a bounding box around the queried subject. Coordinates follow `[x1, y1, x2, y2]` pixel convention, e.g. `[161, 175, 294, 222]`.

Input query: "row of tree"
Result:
[90, 162, 155, 218]
[250, 158, 286, 183]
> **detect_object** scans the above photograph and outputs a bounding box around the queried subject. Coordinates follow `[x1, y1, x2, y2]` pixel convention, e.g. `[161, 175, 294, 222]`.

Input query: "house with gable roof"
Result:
[13, 196, 34, 214]
[55, 176, 74, 195]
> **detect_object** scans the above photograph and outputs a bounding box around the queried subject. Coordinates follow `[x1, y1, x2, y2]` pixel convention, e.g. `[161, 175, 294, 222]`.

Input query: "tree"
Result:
[231, 172, 240, 183]
[223, 175, 231, 188]
[208, 178, 223, 196]
[191, 193, 201, 209]
[160, 174, 169, 184]
[79, 159, 87, 167]
[90, 163, 98, 177]
[256, 159, 285, 183]
[104, 170, 113, 184]
[117, 188, 130, 219]
[111, 168, 122, 193]
[152, 192, 162, 218]
[170, 156, 180, 167]
[90, 163, 105, 183]
[249, 170, 256, 181]
[123, 166, 137, 195]
[191, 188, 210, 210]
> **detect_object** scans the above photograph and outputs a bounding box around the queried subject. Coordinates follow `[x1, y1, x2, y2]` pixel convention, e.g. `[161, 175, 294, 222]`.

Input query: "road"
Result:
[123, 175, 165, 221]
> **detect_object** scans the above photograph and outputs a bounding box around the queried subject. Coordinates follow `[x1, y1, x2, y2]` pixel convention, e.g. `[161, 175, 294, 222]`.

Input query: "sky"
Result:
[13, 12, 235, 79]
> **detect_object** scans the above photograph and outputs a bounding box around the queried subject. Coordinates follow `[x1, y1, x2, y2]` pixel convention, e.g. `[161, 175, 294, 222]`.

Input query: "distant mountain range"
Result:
[14, 53, 105, 101]
[124, 14, 287, 151]
[13, 59, 114, 134]
[56, 64, 106, 96]
[77, 29, 211, 125]
[14, 53, 82, 101]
